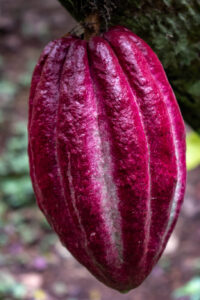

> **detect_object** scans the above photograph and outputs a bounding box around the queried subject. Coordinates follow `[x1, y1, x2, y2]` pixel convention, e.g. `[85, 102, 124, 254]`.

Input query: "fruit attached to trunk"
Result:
[28, 26, 186, 292]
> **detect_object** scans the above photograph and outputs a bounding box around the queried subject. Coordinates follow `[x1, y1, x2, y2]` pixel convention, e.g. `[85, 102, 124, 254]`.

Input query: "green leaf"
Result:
[11, 283, 27, 298]
[187, 80, 200, 98]
[0, 80, 18, 98]
[0, 272, 27, 298]
[1, 177, 33, 208]
[163, 0, 172, 7]
[186, 132, 200, 170]
[173, 277, 200, 298]
[18, 224, 39, 244]
[0, 121, 34, 208]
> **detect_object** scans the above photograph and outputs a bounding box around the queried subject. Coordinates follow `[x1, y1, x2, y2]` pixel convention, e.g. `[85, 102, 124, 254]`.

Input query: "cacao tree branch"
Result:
[57, 0, 200, 134]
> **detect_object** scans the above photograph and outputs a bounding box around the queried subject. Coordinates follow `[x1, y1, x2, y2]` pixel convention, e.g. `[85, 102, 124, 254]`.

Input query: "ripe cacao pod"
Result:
[28, 25, 186, 292]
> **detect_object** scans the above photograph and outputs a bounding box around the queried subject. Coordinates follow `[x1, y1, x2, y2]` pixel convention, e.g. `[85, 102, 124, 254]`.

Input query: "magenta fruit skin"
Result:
[28, 26, 186, 292]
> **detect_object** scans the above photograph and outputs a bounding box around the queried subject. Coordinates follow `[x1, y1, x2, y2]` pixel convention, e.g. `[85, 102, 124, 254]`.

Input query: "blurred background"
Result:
[0, 0, 200, 299]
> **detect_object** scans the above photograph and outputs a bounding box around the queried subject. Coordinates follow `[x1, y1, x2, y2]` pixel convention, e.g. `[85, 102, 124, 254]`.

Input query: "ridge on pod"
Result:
[28, 25, 186, 292]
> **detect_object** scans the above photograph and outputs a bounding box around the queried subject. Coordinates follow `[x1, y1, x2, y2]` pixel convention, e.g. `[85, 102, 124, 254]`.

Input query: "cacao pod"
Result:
[28, 25, 186, 292]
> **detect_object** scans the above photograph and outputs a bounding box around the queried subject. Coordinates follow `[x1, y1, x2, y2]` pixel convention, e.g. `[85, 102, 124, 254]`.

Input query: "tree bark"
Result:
[58, 0, 200, 134]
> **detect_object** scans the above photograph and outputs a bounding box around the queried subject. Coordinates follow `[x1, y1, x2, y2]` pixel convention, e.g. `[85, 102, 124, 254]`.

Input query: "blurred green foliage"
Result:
[173, 277, 200, 300]
[0, 80, 18, 101]
[186, 132, 200, 171]
[0, 121, 34, 208]
[19, 60, 37, 88]
[0, 273, 27, 299]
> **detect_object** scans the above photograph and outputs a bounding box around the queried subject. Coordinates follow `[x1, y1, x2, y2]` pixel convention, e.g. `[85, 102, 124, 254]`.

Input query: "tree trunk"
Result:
[58, 0, 200, 134]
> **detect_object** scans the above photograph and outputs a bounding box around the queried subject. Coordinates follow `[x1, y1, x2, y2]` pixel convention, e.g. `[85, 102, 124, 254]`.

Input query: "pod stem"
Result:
[83, 13, 100, 40]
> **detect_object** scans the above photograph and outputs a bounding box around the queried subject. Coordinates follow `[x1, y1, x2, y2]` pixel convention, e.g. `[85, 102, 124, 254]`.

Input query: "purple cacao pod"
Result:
[28, 26, 186, 292]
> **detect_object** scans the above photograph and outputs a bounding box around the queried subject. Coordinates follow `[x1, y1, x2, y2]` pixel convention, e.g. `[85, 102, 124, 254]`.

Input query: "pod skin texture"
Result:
[28, 26, 186, 292]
